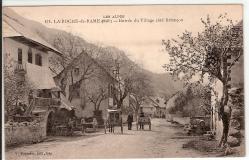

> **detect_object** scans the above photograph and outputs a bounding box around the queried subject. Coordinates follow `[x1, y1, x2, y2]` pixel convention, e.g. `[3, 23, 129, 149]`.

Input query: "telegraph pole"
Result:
[114, 60, 123, 134]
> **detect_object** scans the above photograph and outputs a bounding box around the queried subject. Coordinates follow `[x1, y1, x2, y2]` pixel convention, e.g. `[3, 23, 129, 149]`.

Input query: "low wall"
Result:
[5, 119, 46, 147]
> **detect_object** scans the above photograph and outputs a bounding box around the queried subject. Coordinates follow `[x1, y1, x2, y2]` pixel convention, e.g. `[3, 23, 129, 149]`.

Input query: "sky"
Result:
[10, 5, 242, 73]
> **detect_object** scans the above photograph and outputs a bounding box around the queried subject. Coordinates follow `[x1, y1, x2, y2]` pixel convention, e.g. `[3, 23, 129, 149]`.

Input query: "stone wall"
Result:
[227, 87, 244, 147]
[5, 120, 46, 147]
[5, 110, 49, 147]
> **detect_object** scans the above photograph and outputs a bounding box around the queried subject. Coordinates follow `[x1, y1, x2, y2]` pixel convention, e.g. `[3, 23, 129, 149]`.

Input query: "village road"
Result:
[5, 119, 207, 159]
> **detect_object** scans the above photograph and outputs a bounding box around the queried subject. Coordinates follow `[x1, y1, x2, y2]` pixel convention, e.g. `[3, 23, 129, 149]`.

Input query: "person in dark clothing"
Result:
[139, 112, 145, 130]
[68, 118, 74, 136]
[127, 113, 133, 130]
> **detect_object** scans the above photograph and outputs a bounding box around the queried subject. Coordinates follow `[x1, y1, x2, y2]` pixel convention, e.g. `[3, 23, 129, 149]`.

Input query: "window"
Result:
[35, 54, 42, 66]
[74, 68, 79, 75]
[28, 48, 32, 63]
[18, 48, 22, 64]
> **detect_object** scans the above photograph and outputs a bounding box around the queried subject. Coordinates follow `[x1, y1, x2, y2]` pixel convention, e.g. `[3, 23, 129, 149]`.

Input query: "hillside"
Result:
[166, 83, 211, 117]
[3, 7, 184, 98]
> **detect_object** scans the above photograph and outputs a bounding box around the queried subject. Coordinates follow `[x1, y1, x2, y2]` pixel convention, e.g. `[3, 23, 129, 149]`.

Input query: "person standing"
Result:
[81, 118, 86, 134]
[68, 118, 74, 136]
[127, 113, 133, 130]
[139, 112, 145, 130]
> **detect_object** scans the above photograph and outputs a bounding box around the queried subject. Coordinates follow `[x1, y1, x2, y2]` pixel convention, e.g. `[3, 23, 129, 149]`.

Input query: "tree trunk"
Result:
[70, 70, 74, 85]
[134, 109, 139, 122]
[96, 101, 101, 111]
[218, 82, 230, 146]
[218, 55, 230, 147]
[219, 112, 230, 147]
[94, 103, 98, 111]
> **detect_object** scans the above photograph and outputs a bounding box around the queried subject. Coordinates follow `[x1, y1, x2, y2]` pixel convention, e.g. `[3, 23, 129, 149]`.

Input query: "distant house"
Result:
[141, 103, 155, 117]
[54, 51, 117, 124]
[136, 96, 166, 118]
[149, 97, 166, 118]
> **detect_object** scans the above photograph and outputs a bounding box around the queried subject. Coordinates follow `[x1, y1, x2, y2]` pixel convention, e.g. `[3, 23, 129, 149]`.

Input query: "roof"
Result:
[26, 62, 57, 89]
[3, 21, 21, 37]
[149, 97, 166, 108]
[55, 51, 117, 81]
[3, 13, 62, 56]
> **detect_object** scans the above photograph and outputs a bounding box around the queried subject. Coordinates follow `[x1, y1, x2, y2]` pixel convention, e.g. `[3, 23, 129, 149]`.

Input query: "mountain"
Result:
[3, 7, 184, 98]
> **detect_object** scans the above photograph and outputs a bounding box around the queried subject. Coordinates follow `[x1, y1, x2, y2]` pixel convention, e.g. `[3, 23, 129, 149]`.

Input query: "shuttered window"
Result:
[35, 54, 42, 66]
[18, 48, 22, 64]
[28, 48, 32, 63]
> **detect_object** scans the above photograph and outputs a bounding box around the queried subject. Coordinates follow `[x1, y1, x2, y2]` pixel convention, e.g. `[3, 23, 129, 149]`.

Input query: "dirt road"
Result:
[5, 119, 210, 159]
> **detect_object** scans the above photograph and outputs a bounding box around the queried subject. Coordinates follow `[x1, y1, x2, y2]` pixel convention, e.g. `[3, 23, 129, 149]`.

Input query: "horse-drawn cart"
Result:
[104, 109, 123, 134]
[80, 118, 98, 133]
[136, 116, 151, 131]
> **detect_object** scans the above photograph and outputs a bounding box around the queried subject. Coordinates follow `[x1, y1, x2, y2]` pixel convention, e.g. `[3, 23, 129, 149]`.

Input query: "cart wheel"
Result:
[149, 124, 151, 131]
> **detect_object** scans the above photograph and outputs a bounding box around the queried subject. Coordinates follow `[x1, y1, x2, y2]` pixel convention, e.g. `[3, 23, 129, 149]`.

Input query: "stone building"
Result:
[54, 51, 118, 125]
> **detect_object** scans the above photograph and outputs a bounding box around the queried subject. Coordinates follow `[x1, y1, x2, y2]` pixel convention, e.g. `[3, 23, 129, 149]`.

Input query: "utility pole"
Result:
[113, 60, 123, 134]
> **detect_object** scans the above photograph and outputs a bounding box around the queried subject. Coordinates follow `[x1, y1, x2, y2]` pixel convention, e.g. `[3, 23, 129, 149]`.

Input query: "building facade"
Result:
[54, 52, 117, 124]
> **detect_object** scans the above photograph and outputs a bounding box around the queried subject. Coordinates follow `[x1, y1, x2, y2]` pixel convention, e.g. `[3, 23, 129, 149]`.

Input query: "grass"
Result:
[183, 138, 224, 153]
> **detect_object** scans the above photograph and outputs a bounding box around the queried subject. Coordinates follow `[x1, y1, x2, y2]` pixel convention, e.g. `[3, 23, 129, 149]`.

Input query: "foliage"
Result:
[166, 83, 211, 116]
[129, 71, 154, 113]
[162, 14, 243, 146]
[4, 54, 33, 116]
[49, 32, 85, 73]
[163, 14, 242, 84]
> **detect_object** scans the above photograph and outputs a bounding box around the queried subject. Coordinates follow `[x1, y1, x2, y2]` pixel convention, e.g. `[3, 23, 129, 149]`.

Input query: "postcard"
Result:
[2, 4, 244, 159]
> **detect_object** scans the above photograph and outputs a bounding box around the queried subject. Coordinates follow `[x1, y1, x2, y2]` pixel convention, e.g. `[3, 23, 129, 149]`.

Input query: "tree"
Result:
[129, 71, 154, 118]
[49, 32, 84, 72]
[162, 14, 243, 146]
[112, 59, 137, 110]
[50, 32, 85, 97]
[4, 54, 33, 117]
[52, 33, 103, 102]
[86, 72, 109, 111]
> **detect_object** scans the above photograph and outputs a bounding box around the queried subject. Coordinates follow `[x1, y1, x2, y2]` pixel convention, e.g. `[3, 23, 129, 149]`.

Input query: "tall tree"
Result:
[129, 71, 154, 118]
[112, 59, 137, 110]
[162, 15, 243, 146]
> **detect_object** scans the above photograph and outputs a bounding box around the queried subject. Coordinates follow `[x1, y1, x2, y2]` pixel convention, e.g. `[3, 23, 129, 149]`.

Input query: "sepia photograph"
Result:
[2, 4, 244, 159]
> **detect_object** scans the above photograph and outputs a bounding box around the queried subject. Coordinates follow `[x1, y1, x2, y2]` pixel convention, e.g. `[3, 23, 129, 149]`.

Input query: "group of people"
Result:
[126, 111, 145, 130]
